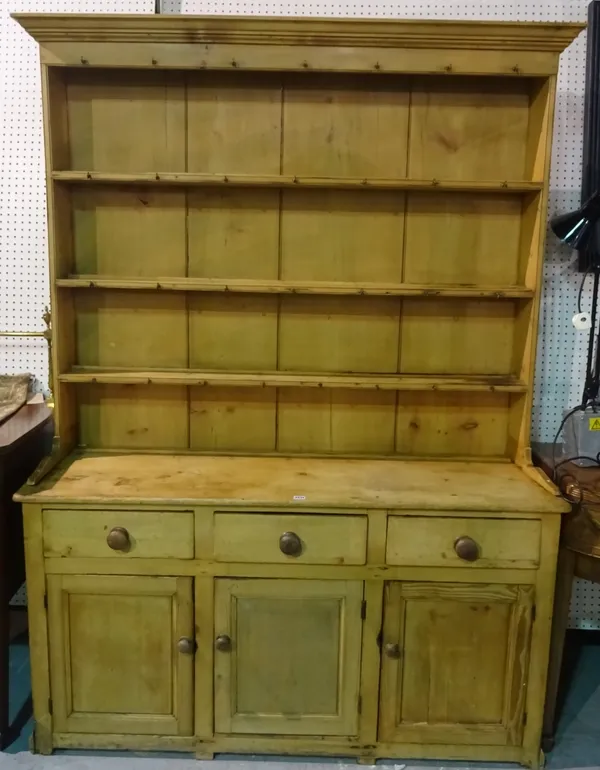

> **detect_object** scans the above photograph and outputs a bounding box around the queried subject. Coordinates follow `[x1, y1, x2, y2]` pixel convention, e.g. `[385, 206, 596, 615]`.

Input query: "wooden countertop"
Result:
[16, 452, 569, 513]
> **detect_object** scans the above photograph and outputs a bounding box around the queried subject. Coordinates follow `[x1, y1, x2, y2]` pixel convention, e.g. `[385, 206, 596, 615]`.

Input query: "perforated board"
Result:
[0, 0, 595, 626]
[0, 0, 154, 395]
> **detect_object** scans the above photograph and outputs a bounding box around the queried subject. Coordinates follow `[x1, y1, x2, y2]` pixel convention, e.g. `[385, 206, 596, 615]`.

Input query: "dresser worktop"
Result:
[17, 452, 568, 513]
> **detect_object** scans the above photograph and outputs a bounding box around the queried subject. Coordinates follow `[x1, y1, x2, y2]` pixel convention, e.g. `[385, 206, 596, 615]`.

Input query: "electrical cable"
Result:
[553, 451, 600, 512]
[578, 266, 592, 314]
[551, 404, 588, 480]
[554, 256, 600, 479]
[582, 269, 600, 406]
[554, 455, 600, 475]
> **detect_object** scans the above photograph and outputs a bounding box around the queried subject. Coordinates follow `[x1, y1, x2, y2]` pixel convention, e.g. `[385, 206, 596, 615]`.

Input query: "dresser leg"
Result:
[541, 736, 554, 752]
[195, 745, 215, 760]
[357, 755, 376, 765]
[30, 723, 53, 755]
[522, 746, 545, 770]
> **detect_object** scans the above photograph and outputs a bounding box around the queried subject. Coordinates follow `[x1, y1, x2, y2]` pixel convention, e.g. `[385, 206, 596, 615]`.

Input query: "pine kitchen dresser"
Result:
[13, 12, 582, 767]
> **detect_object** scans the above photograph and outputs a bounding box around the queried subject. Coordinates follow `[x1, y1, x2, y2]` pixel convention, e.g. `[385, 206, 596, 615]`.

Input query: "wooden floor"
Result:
[18, 452, 568, 512]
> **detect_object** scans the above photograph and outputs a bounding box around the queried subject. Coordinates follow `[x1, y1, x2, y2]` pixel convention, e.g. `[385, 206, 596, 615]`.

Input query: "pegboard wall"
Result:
[0, 0, 154, 394]
[0, 0, 596, 627]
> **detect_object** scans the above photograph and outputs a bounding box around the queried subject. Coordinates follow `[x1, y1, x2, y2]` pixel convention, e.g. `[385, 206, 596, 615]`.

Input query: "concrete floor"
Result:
[2, 623, 599, 770]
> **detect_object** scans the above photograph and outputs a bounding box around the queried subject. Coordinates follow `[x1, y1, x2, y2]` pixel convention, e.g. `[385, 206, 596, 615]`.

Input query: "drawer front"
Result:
[386, 515, 540, 568]
[43, 509, 194, 559]
[214, 513, 367, 565]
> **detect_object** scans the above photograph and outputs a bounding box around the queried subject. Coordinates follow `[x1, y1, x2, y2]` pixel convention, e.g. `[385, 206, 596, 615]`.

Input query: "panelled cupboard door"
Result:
[46, 575, 194, 736]
[214, 579, 363, 736]
[379, 582, 534, 747]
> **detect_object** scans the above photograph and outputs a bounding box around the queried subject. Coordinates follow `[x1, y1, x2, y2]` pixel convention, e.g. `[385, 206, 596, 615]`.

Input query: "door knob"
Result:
[177, 637, 196, 655]
[384, 643, 401, 659]
[215, 634, 232, 652]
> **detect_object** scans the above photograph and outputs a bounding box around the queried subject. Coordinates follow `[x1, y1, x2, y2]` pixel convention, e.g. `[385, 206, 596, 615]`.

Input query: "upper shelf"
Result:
[52, 171, 543, 193]
[56, 276, 534, 299]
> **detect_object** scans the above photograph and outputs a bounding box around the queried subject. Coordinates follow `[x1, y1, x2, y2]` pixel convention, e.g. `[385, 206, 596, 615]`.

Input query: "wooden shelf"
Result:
[51, 171, 543, 193]
[60, 368, 527, 392]
[56, 276, 534, 299]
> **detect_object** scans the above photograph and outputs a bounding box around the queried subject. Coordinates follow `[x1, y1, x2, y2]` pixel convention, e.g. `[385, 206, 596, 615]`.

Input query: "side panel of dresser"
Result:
[23, 504, 52, 754]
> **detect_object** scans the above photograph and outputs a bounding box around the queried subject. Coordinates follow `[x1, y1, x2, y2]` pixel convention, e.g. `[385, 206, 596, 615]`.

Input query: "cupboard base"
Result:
[17, 453, 566, 770]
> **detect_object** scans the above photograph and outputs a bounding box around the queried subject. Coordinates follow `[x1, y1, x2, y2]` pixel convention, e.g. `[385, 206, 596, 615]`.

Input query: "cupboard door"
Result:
[47, 575, 194, 735]
[379, 582, 533, 746]
[214, 579, 363, 736]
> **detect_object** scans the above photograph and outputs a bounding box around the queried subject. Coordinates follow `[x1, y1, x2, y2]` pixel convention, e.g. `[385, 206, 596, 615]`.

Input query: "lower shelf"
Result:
[60, 367, 528, 392]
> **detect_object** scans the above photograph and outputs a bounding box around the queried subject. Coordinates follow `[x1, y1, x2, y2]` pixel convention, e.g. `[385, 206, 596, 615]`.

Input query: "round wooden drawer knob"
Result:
[215, 634, 232, 652]
[454, 535, 480, 562]
[106, 526, 130, 552]
[279, 531, 302, 557]
[177, 637, 196, 655]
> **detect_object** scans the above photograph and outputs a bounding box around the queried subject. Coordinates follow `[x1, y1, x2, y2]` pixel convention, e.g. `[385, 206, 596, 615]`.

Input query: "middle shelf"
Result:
[60, 289, 531, 384]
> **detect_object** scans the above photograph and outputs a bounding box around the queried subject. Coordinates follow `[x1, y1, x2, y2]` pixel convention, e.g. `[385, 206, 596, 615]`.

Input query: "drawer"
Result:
[214, 512, 367, 565]
[43, 509, 194, 559]
[386, 515, 540, 568]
